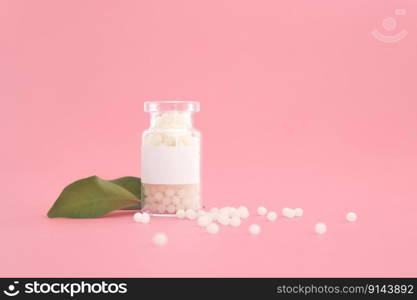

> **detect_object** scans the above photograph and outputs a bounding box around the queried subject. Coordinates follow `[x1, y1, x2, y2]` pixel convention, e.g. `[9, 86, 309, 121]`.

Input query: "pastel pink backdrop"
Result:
[1, 0, 416, 277]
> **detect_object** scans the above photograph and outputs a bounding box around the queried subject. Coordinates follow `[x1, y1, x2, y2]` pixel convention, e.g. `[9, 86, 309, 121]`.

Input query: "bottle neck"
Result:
[149, 111, 194, 130]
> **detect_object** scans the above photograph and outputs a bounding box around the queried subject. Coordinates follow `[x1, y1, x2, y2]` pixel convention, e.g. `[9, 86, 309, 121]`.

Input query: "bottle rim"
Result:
[144, 101, 200, 113]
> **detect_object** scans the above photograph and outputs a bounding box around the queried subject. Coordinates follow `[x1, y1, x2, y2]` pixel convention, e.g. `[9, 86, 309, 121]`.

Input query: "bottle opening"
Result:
[144, 101, 200, 113]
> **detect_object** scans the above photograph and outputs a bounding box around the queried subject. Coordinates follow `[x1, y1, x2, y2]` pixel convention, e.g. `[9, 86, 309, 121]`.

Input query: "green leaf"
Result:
[110, 176, 141, 198]
[47, 176, 141, 218]
[110, 176, 142, 210]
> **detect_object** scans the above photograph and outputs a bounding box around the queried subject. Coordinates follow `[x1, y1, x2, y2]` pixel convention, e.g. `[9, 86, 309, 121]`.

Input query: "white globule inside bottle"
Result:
[141, 102, 201, 215]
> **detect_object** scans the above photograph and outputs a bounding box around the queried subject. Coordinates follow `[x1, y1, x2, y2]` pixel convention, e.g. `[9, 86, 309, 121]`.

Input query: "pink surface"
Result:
[1, 0, 417, 277]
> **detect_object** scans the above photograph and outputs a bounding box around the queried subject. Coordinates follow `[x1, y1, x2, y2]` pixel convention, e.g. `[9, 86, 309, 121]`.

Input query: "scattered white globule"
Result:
[210, 212, 218, 221]
[282, 208, 295, 218]
[210, 207, 219, 214]
[315, 222, 327, 234]
[133, 212, 143, 223]
[135, 194, 358, 239]
[217, 214, 230, 226]
[257, 206, 268, 216]
[266, 211, 277, 221]
[184, 205, 251, 230]
[219, 207, 231, 216]
[133, 212, 150, 224]
[141, 212, 151, 224]
[152, 233, 168, 246]
[249, 224, 261, 235]
[346, 212, 357, 222]
[197, 210, 206, 217]
[294, 208, 303, 217]
[206, 223, 219, 234]
[186, 208, 197, 220]
[230, 216, 242, 227]
[237, 206, 250, 219]
[229, 207, 239, 218]
[176, 208, 186, 219]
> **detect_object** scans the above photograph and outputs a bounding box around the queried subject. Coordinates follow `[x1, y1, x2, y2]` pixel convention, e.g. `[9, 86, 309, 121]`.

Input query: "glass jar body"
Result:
[141, 103, 201, 215]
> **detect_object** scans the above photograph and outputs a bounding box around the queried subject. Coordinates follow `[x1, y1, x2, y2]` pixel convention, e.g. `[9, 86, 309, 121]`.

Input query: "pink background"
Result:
[1, 0, 417, 277]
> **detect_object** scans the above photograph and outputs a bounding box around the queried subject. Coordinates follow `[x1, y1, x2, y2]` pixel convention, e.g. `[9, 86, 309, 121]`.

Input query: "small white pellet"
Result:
[141, 212, 150, 224]
[156, 204, 166, 214]
[191, 202, 202, 211]
[206, 223, 219, 234]
[249, 224, 261, 235]
[149, 134, 163, 146]
[176, 208, 186, 219]
[182, 197, 193, 207]
[229, 207, 239, 217]
[315, 222, 327, 234]
[266, 211, 277, 221]
[230, 211, 240, 218]
[152, 233, 168, 246]
[172, 196, 181, 205]
[257, 206, 268, 216]
[164, 189, 175, 197]
[166, 205, 176, 214]
[205, 214, 213, 223]
[197, 210, 206, 217]
[154, 192, 163, 200]
[197, 215, 212, 227]
[210, 212, 218, 221]
[282, 208, 295, 218]
[133, 212, 143, 223]
[294, 208, 303, 217]
[185, 208, 197, 220]
[210, 207, 219, 214]
[230, 216, 241, 227]
[346, 212, 357, 222]
[176, 204, 185, 211]
[219, 207, 231, 216]
[145, 197, 156, 205]
[237, 206, 250, 219]
[147, 204, 157, 212]
[217, 214, 230, 226]
[162, 197, 171, 206]
[178, 189, 188, 197]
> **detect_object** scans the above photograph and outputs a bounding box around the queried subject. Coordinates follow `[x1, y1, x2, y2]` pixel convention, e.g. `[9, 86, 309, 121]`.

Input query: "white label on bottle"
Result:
[141, 145, 200, 184]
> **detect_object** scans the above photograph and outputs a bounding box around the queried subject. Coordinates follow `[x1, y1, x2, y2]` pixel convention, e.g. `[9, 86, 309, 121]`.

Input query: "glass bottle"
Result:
[141, 101, 201, 215]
